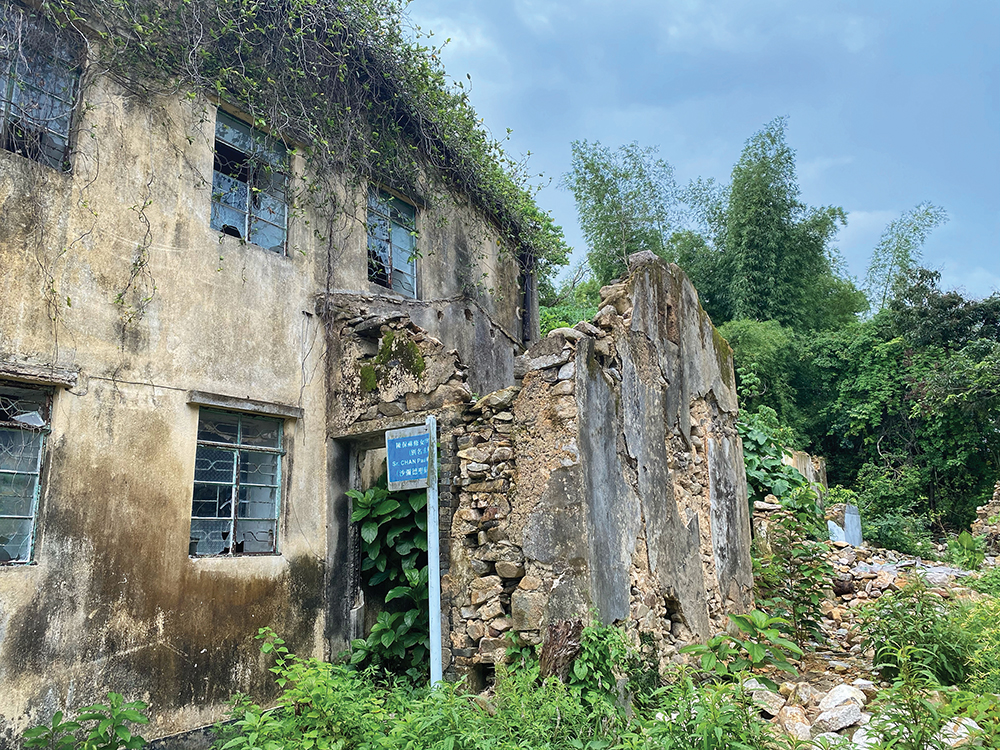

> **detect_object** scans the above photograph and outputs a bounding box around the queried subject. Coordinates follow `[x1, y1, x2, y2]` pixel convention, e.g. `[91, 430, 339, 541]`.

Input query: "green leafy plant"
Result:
[962, 596, 1000, 695]
[24, 693, 149, 750]
[968, 566, 1000, 597]
[946, 530, 985, 571]
[640, 667, 785, 750]
[566, 620, 631, 700]
[680, 610, 802, 691]
[859, 580, 975, 686]
[753, 501, 833, 650]
[347, 483, 430, 680]
[864, 646, 955, 750]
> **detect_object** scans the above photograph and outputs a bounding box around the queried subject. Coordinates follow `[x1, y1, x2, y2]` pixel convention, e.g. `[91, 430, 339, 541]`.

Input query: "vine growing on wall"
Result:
[347, 483, 429, 682]
[33, 0, 568, 287]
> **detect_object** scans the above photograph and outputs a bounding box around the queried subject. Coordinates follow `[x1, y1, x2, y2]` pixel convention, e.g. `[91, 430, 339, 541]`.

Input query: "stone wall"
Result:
[444, 256, 753, 682]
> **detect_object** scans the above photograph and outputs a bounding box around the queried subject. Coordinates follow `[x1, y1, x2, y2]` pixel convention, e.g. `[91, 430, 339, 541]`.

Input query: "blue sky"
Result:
[409, 0, 999, 299]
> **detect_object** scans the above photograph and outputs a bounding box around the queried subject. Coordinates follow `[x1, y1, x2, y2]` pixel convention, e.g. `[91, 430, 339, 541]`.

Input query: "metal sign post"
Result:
[385, 416, 441, 685]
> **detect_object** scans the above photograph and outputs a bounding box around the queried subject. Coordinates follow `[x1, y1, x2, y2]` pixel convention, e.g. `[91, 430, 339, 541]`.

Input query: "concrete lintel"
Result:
[0, 360, 79, 388]
[331, 414, 427, 449]
[187, 390, 304, 420]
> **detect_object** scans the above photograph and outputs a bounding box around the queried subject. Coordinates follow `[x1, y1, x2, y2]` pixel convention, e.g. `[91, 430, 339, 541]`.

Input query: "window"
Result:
[367, 187, 417, 298]
[211, 111, 288, 254]
[0, 6, 80, 171]
[0, 381, 50, 564]
[190, 410, 283, 556]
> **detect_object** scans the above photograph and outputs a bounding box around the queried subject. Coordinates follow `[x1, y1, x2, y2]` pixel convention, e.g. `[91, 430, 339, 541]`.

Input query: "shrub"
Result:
[680, 610, 802, 691]
[639, 668, 785, 750]
[24, 693, 148, 750]
[858, 581, 975, 685]
[946, 531, 985, 571]
[863, 511, 935, 558]
[962, 596, 1000, 695]
[968, 566, 1000, 597]
[753, 497, 833, 649]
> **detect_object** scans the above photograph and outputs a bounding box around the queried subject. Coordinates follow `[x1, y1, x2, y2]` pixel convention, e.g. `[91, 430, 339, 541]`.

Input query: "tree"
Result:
[864, 202, 948, 312]
[563, 140, 680, 284]
[722, 117, 860, 329]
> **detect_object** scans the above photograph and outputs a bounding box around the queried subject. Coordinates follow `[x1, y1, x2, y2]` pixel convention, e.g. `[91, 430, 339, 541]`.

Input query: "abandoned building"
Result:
[0, 1, 752, 745]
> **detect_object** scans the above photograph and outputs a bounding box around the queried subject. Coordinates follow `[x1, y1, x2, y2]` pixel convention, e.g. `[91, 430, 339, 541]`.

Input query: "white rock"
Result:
[850, 725, 879, 749]
[936, 717, 983, 747]
[776, 705, 811, 741]
[819, 684, 868, 711]
[813, 702, 863, 733]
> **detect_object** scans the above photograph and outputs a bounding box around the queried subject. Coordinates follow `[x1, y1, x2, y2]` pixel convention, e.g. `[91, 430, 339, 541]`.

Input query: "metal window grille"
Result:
[190, 409, 283, 557]
[367, 187, 417, 298]
[210, 111, 288, 255]
[0, 6, 80, 171]
[0, 381, 50, 564]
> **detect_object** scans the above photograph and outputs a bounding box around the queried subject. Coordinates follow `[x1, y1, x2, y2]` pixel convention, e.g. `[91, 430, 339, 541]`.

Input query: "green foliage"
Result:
[737, 368, 810, 507]
[566, 621, 631, 701]
[946, 531, 985, 571]
[32, 0, 570, 294]
[680, 610, 802, 691]
[865, 202, 949, 312]
[968, 566, 1000, 597]
[859, 581, 975, 686]
[805, 280, 1000, 531]
[638, 670, 785, 750]
[222, 631, 630, 750]
[219, 629, 392, 750]
[962, 596, 1000, 695]
[539, 265, 601, 335]
[24, 693, 148, 750]
[864, 646, 956, 750]
[753, 502, 833, 649]
[563, 140, 680, 284]
[720, 320, 801, 430]
[347, 484, 429, 680]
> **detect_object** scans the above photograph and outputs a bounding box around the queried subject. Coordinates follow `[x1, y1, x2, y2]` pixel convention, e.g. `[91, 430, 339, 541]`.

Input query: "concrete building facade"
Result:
[0, 1, 535, 743]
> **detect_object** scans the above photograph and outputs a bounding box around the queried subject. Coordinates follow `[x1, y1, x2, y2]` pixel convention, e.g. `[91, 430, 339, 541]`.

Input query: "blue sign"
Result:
[386, 427, 431, 489]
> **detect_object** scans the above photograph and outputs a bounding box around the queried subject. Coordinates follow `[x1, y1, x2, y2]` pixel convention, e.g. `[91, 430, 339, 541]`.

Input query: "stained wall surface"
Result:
[0, 57, 531, 746]
[446, 256, 754, 679]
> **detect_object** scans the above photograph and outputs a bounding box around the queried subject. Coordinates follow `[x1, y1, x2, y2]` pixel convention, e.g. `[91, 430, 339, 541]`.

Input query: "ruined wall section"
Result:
[447, 256, 753, 679]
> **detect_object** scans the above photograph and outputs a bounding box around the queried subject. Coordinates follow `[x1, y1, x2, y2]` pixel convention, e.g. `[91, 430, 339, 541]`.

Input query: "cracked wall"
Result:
[447, 255, 753, 679]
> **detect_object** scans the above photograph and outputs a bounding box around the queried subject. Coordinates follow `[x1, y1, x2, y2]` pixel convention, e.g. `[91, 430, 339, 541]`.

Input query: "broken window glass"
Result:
[0, 382, 51, 564]
[367, 188, 417, 298]
[0, 5, 81, 171]
[190, 409, 282, 556]
[210, 111, 288, 254]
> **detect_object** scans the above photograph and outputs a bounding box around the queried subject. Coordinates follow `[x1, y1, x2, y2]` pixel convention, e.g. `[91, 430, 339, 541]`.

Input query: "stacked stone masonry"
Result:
[323, 255, 753, 686]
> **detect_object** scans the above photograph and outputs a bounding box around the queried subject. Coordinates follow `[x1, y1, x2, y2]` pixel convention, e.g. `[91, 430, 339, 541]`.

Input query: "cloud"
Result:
[939, 264, 1000, 300]
[799, 155, 856, 185]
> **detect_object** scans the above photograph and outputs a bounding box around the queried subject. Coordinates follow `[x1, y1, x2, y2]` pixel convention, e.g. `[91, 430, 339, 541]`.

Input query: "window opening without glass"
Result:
[367, 188, 417, 298]
[211, 111, 288, 254]
[190, 409, 283, 556]
[0, 381, 50, 564]
[0, 5, 81, 171]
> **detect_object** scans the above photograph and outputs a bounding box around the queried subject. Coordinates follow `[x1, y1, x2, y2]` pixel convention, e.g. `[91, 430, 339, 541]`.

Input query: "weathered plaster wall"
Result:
[446, 256, 753, 680]
[1, 58, 530, 744]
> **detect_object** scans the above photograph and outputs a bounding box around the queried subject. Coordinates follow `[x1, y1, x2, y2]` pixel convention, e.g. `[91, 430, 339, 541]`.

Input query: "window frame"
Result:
[189, 408, 285, 558]
[0, 5, 81, 172]
[0, 380, 51, 565]
[210, 110, 289, 255]
[367, 187, 418, 298]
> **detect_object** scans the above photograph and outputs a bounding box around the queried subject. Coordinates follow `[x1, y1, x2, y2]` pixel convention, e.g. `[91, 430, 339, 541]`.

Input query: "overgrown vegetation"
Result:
[552, 113, 999, 542]
[24, 0, 571, 320]
[347, 483, 430, 681]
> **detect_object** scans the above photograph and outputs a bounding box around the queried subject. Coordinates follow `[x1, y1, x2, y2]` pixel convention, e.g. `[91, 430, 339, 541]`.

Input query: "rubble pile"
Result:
[971, 482, 1000, 556]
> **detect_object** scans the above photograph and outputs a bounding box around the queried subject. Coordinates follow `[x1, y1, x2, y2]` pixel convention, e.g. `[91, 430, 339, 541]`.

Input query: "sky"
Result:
[407, 0, 1000, 299]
